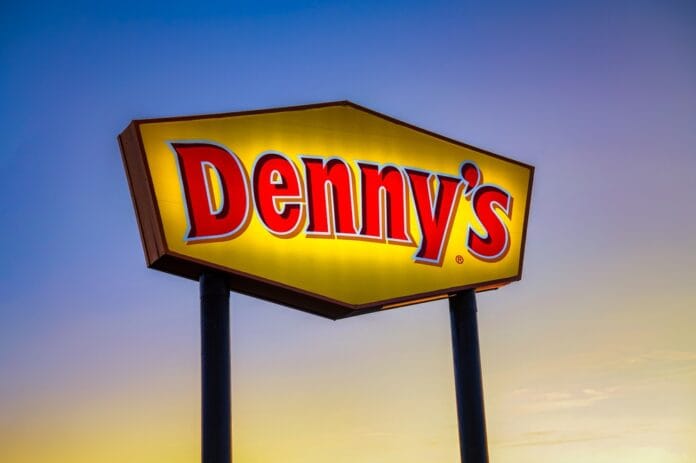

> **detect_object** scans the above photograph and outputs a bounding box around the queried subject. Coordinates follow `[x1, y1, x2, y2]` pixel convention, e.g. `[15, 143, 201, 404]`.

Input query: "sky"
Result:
[1, 1, 695, 462]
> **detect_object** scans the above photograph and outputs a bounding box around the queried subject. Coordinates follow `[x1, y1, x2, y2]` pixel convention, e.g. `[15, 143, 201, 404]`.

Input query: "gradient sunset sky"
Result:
[1, 1, 695, 462]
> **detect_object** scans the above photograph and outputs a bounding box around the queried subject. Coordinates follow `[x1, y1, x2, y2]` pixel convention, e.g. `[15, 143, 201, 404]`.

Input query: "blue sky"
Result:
[1, 1, 695, 462]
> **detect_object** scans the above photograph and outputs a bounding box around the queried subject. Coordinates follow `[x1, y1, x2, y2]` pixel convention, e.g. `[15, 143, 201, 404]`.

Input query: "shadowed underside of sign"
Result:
[118, 101, 534, 319]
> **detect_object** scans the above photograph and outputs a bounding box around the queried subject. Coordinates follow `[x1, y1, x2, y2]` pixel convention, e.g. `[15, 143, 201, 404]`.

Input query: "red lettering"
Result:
[406, 169, 462, 265]
[467, 185, 512, 261]
[460, 161, 481, 196]
[252, 152, 304, 236]
[302, 157, 357, 236]
[358, 163, 411, 243]
[170, 144, 514, 265]
[172, 142, 250, 241]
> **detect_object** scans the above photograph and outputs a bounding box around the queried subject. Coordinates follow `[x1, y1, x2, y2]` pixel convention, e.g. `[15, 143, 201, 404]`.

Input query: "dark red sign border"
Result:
[118, 101, 534, 320]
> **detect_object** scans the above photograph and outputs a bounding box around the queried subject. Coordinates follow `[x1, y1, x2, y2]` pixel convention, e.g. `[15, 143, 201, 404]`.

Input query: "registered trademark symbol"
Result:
[455, 255, 464, 264]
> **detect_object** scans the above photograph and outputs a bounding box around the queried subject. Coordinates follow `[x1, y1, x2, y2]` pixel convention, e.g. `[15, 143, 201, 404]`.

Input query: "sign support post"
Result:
[200, 272, 232, 463]
[449, 290, 489, 463]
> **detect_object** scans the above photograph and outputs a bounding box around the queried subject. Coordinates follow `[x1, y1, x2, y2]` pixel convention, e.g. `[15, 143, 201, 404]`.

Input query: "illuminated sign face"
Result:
[119, 102, 533, 319]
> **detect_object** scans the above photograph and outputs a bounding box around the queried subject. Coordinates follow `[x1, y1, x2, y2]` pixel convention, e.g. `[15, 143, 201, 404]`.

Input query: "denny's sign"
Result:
[119, 101, 533, 319]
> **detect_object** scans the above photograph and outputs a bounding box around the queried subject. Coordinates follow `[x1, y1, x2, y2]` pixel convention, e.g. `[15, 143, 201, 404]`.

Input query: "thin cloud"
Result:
[624, 350, 696, 365]
[497, 430, 623, 448]
[514, 387, 619, 413]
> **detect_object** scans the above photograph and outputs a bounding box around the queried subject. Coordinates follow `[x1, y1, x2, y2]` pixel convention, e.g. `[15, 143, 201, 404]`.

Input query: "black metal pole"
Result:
[200, 272, 231, 463]
[449, 290, 489, 463]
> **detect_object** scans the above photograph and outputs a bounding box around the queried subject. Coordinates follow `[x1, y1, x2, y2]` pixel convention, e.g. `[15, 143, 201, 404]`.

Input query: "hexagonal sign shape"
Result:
[119, 101, 533, 319]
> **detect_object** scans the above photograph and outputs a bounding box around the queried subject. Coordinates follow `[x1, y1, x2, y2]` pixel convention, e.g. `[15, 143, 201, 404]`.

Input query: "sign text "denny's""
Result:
[119, 102, 533, 319]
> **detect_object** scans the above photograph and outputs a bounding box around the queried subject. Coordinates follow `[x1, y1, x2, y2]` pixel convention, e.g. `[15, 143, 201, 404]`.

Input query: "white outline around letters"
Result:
[404, 167, 463, 265]
[251, 150, 306, 237]
[465, 183, 512, 261]
[355, 160, 414, 245]
[299, 155, 359, 238]
[168, 140, 251, 243]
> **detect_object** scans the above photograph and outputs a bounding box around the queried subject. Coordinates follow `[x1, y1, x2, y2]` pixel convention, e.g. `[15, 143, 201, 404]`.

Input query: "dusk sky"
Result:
[1, 1, 695, 462]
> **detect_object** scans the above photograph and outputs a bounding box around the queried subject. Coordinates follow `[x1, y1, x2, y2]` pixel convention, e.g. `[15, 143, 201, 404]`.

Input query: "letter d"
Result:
[172, 142, 250, 241]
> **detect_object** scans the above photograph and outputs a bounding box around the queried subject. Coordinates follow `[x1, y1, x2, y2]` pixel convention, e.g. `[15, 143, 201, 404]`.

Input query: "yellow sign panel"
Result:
[119, 102, 533, 319]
